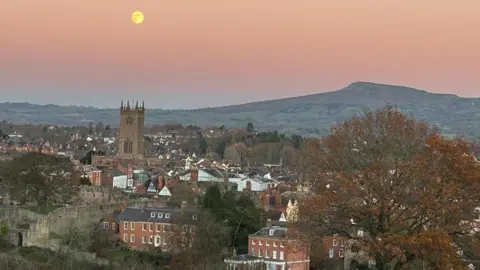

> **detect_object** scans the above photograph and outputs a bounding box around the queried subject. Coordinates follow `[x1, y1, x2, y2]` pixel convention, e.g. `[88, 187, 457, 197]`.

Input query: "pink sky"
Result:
[2, 0, 479, 108]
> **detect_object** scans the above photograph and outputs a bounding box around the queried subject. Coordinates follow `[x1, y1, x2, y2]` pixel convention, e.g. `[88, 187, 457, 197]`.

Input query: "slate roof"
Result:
[251, 225, 288, 239]
[265, 210, 283, 221]
[118, 207, 197, 225]
[111, 169, 125, 177]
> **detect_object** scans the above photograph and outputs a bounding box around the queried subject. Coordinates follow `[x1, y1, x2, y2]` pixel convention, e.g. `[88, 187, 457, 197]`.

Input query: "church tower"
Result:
[119, 100, 145, 159]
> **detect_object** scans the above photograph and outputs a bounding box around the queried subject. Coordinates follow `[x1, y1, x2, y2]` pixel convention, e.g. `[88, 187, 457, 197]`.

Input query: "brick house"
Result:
[87, 169, 113, 186]
[323, 235, 347, 259]
[225, 225, 310, 270]
[118, 205, 197, 252]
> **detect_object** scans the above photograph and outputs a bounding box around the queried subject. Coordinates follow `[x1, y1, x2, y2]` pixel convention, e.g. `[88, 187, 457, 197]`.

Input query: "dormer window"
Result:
[333, 238, 337, 246]
[192, 214, 197, 220]
[150, 212, 156, 218]
[165, 213, 171, 219]
[158, 213, 163, 218]
[269, 229, 275, 236]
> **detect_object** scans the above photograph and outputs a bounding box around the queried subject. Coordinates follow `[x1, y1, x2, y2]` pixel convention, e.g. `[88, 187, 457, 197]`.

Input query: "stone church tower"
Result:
[119, 100, 145, 159]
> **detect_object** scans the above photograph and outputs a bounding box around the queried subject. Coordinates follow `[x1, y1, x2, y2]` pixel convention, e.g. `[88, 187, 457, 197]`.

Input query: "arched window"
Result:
[124, 140, 133, 153]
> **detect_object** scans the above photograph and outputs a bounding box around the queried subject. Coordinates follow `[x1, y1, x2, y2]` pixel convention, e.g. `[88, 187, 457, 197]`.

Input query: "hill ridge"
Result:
[1, 82, 479, 139]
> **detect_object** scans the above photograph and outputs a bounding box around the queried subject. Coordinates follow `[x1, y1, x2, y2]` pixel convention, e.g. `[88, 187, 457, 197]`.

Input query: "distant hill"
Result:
[1, 82, 479, 139]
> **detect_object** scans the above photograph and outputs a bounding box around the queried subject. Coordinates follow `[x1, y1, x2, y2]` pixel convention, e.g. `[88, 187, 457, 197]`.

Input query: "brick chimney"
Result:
[190, 168, 199, 183]
[157, 175, 163, 189]
[275, 193, 282, 208]
[120, 200, 128, 213]
[223, 172, 229, 188]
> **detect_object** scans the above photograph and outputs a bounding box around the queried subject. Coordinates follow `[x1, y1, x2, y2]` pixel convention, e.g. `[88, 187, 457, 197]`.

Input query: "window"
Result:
[130, 222, 135, 230]
[251, 248, 255, 256]
[280, 242, 284, 247]
[259, 240, 263, 246]
[266, 241, 270, 246]
[148, 236, 153, 244]
[123, 234, 127, 242]
[258, 249, 262, 257]
[163, 225, 167, 232]
[279, 251, 284, 260]
[158, 213, 163, 218]
[102, 222, 109, 229]
[192, 214, 197, 220]
[273, 241, 277, 247]
[155, 236, 161, 246]
[265, 250, 269, 258]
[123, 140, 133, 153]
[272, 250, 277, 259]
[150, 212, 156, 218]
[124, 222, 128, 230]
[269, 229, 275, 236]
[341, 240, 345, 247]
[142, 223, 147, 231]
[252, 240, 256, 245]
[142, 236, 146, 244]
[339, 249, 344, 258]
[149, 224, 153, 232]
[329, 248, 334, 258]
[112, 223, 116, 230]
[165, 213, 171, 218]
[156, 224, 161, 232]
[130, 234, 135, 243]
[182, 225, 188, 233]
[333, 238, 337, 246]
[162, 237, 167, 245]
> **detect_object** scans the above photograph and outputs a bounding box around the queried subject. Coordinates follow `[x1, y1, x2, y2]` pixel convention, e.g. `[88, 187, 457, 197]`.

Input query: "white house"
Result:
[113, 175, 128, 189]
[237, 177, 269, 192]
[179, 168, 223, 182]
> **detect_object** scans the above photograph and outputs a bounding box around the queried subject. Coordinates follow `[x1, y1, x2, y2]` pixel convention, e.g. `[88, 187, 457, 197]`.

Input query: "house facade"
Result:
[226, 225, 310, 270]
[118, 206, 197, 252]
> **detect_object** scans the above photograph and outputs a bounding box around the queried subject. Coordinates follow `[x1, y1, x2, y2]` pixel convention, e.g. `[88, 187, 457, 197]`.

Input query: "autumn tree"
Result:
[297, 105, 480, 270]
[169, 210, 230, 270]
[1, 152, 76, 205]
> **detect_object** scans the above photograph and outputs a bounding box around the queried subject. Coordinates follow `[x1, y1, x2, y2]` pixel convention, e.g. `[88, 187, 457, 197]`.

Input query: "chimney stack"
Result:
[120, 200, 128, 213]
[190, 168, 199, 183]
[223, 172, 229, 189]
[275, 193, 282, 208]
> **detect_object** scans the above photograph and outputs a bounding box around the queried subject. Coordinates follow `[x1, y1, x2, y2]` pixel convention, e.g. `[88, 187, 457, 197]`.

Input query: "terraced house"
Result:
[118, 203, 197, 252]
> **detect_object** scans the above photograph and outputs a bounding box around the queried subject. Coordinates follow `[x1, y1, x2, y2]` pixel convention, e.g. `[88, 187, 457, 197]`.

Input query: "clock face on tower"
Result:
[126, 116, 133, 125]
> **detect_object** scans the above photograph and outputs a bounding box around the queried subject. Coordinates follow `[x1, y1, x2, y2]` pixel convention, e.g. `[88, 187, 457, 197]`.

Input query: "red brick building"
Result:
[323, 235, 347, 259]
[225, 225, 310, 270]
[87, 169, 113, 186]
[118, 205, 197, 252]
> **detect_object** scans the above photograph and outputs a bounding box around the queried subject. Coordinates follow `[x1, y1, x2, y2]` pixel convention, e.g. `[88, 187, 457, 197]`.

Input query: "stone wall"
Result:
[76, 186, 126, 205]
[2, 200, 144, 248]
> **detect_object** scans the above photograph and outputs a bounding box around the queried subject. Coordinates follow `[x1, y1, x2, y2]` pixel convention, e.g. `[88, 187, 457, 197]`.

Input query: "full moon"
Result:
[131, 11, 144, 24]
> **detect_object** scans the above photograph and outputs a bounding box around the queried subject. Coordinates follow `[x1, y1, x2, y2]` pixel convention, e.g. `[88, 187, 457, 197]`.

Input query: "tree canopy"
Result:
[297, 105, 480, 269]
[201, 185, 265, 254]
[1, 152, 76, 205]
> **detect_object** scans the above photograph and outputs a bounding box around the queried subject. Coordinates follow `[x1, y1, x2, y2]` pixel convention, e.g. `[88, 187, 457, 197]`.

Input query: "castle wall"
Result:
[2, 200, 145, 248]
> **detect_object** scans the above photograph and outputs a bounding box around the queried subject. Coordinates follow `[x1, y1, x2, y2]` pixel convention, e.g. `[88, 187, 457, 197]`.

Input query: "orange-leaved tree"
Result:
[296, 105, 480, 270]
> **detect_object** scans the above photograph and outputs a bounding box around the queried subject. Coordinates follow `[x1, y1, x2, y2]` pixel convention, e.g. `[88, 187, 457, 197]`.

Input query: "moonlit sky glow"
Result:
[2, 1, 479, 109]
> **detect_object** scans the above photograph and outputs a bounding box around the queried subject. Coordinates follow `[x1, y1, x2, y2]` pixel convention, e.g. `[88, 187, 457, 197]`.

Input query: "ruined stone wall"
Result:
[76, 186, 126, 205]
[2, 200, 145, 248]
[0, 206, 43, 230]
